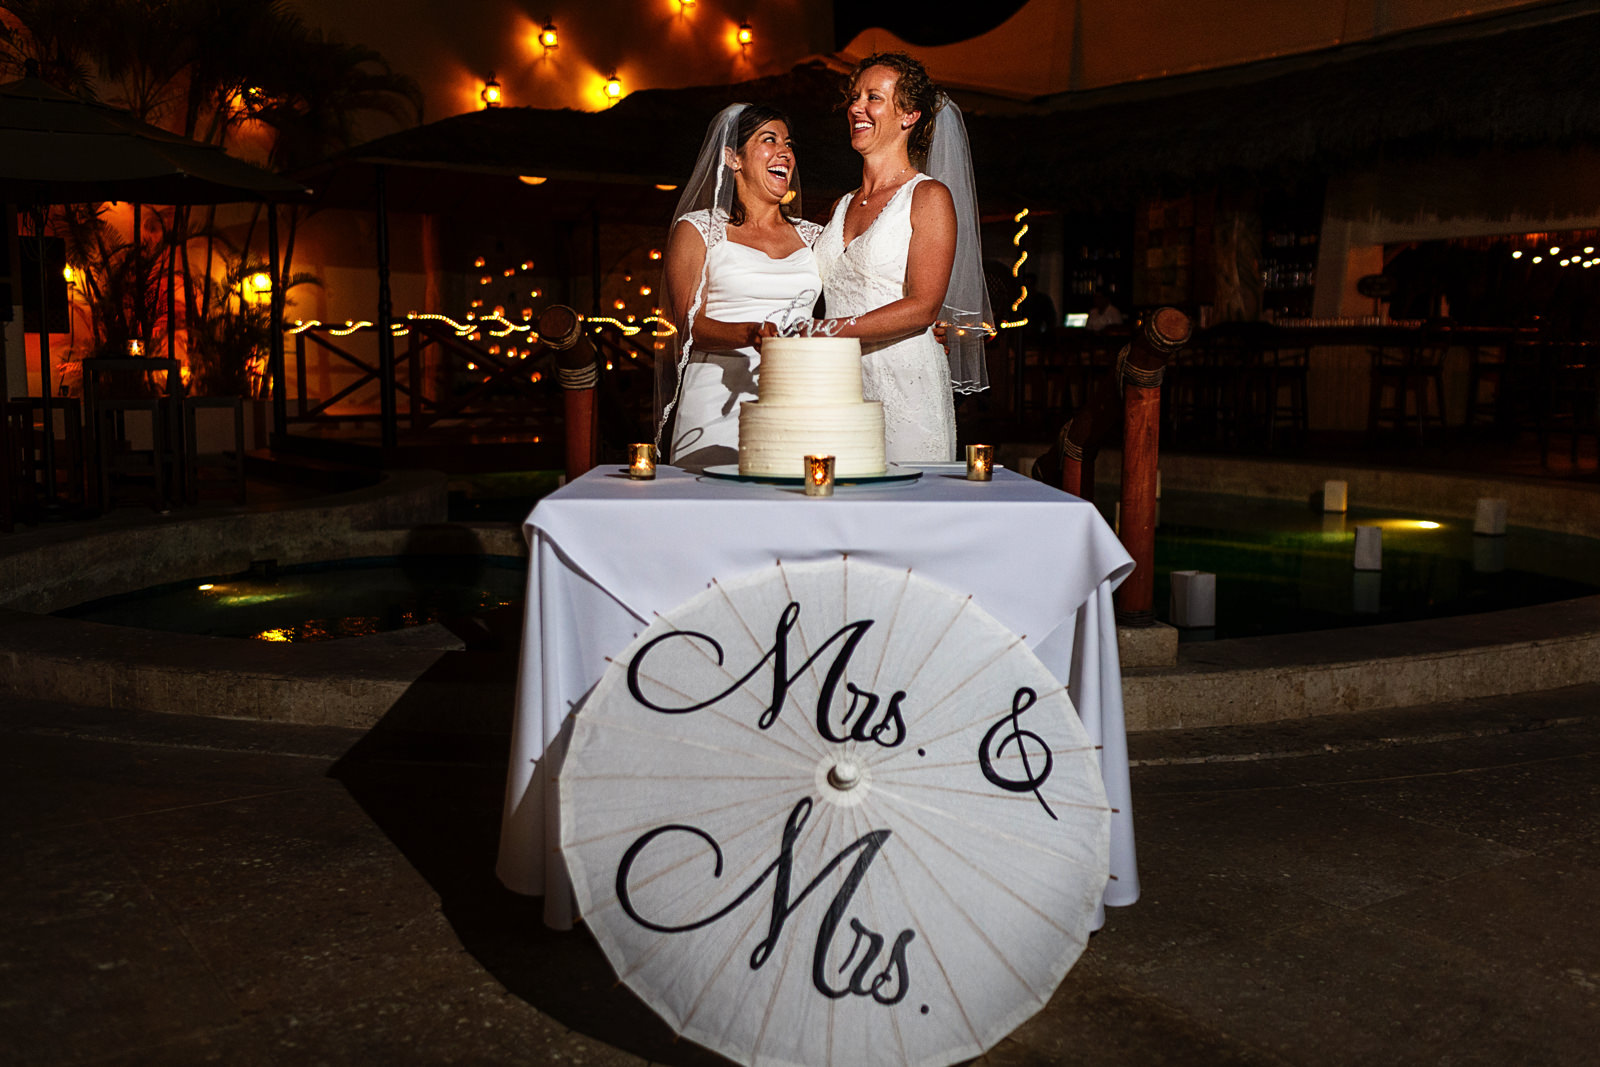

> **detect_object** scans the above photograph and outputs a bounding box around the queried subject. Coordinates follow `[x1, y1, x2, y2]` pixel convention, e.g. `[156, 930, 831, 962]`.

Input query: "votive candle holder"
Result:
[804, 454, 835, 497]
[966, 444, 994, 481]
[627, 442, 657, 480]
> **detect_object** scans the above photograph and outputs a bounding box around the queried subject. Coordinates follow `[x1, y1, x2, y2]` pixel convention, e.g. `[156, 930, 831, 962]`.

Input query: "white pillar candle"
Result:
[1169, 570, 1216, 628]
[1323, 480, 1348, 514]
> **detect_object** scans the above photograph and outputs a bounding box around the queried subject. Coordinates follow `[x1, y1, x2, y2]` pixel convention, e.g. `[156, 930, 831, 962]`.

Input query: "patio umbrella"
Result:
[560, 557, 1110, 1067]
[0, 75, 307, 204]
[0, 74, 306, 513]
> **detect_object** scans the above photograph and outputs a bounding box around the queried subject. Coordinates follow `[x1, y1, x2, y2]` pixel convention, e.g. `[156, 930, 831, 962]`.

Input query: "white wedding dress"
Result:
[814, 174, 958, 463]
[670, 210, 823, 470]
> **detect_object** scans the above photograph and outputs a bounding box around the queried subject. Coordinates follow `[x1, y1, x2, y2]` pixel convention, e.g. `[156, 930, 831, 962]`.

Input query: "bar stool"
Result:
[1538, 342, 1599, 466]
[183, 396, 247, 504]
[1261, 343, 1309, 450]
[82, 357, 183, 511]
[3, 397, 86, 512]
[1368, 342, 1446, 441]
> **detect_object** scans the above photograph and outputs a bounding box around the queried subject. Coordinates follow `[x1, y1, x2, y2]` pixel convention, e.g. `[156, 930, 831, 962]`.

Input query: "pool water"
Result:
[1144, 492, 1600, 641]
[57, 556, 527, 643]
[51, 495, 1600, 644]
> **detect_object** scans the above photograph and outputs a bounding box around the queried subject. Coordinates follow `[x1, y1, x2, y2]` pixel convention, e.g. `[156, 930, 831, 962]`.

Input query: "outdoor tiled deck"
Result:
[4, 686, 1597, 1065]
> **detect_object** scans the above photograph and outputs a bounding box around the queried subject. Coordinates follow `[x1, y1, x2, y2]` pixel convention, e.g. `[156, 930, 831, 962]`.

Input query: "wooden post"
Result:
[373, 166, 397, 451]
[267, 204, 286, 441]
[541, 305, 598, 479]
[1115, 308, 1191, 626]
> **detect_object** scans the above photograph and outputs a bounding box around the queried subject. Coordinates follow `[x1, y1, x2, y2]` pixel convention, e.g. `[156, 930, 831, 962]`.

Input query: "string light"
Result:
[519, 176, 548, 186]
[654, 184, 679, 191]
[1511, 250, 1523, 259]
[1004, 208, 1031, 329]
[586, 315, 643, 336]
[286, 312, 663, 344]
[649, 249, 662, 260]
[481, 75, 503, 108]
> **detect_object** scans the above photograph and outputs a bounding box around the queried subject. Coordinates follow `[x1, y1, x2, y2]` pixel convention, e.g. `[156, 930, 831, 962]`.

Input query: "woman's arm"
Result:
[664, 219, 768, 351]
[825, 180, 956, 344]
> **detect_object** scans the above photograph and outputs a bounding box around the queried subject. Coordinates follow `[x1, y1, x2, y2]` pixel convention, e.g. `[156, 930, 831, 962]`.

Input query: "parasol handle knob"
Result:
[827, 762, 862, 791]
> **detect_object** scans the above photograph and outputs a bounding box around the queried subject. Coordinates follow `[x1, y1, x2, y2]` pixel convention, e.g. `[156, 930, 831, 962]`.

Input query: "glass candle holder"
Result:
[804, 454, 835, 497]
[627, 442, 657, 480]
[125, 338, 146, 357]
[966, 444, 994, 481]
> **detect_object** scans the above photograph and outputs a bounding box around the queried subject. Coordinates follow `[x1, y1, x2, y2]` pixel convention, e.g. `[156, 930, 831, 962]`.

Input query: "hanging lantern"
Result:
[481, 75, 503, 108]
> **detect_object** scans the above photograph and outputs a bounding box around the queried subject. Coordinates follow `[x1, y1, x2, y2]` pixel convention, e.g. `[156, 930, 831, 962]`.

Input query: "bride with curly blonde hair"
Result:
[810, 52, 991, 464]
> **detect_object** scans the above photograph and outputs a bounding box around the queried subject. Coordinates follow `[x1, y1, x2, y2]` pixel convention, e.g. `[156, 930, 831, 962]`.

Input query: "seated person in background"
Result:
[1086, 289, 1124, 332]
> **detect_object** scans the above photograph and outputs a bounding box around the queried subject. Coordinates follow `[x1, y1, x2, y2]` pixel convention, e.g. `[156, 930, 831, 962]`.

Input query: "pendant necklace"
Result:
[860, 165, 909, 207]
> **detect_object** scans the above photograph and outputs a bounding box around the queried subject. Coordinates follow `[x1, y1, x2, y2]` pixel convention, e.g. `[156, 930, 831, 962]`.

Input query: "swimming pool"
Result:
[55, 556, 527, 643]
[1146, 491, 1600, 640]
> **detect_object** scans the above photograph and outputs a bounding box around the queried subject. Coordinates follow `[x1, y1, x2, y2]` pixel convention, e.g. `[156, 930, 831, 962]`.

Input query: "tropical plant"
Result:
[2, 0, 422, 393]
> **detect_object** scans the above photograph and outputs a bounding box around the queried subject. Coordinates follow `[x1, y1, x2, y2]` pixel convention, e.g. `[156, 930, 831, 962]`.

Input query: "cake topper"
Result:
[768, 289, 844, 337]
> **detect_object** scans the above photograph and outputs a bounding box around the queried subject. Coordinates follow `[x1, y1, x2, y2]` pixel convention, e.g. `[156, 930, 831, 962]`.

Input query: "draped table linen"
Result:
[496, 464, 1140, 929]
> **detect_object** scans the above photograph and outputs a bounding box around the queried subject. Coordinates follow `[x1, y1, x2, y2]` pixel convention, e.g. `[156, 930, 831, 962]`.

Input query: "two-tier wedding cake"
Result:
[737, 336, 886, 477]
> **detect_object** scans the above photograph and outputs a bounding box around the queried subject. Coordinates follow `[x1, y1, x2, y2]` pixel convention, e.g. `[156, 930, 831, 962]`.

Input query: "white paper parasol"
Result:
[560, 557, 1110, 1067]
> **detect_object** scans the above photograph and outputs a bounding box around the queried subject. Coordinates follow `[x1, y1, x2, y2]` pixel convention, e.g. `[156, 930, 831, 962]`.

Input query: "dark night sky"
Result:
[833, 1, 1032, 49]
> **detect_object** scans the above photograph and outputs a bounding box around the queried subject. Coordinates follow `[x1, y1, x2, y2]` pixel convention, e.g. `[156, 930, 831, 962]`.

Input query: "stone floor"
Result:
[4, 685, 1597, 1066]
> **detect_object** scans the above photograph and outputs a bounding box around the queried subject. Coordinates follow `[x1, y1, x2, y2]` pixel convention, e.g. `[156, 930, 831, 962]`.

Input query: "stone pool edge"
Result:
[4, 461, 1597, 732]
[1097, 451, 1600, 730]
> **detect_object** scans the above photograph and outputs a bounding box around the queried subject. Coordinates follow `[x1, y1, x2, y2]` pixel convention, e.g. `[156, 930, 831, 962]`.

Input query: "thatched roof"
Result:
[302, 63, 860, 221]
[0, 76, 307, 205]
[309, 3, 1600, 219]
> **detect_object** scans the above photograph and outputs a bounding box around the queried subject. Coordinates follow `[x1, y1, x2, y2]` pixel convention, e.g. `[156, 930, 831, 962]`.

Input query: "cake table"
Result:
[496, 464, 1141, 929]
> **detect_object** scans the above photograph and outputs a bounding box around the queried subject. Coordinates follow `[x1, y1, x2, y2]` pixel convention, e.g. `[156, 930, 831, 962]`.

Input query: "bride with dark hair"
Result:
[810, 52, 991, 464]
[656, 104, 823, 470]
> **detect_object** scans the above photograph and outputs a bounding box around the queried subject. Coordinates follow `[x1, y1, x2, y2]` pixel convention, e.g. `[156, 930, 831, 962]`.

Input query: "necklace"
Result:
[859, 165, 910, 207]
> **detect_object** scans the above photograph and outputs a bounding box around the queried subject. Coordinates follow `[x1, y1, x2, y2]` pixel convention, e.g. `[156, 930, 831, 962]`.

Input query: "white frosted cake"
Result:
[738, 337, 886, 477]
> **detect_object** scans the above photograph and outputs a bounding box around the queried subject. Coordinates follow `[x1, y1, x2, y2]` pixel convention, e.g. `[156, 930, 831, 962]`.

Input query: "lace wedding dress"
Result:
[670, 210, 824, 470]
[814, 174, 958, 463]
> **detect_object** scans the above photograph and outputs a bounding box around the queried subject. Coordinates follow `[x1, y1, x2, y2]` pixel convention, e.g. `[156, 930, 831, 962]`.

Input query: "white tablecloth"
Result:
[496, 464, 1140, 928]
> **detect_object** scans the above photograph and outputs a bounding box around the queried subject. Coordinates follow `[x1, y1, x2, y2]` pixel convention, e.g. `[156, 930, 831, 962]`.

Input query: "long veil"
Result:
[925, 95, 992, 394]
[654, 104, 745, 450]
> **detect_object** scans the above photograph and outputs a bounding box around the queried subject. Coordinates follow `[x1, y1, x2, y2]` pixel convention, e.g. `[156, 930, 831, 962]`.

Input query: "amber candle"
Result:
[966, 444, 993, 481]
[804, 454, 835, 497]
[627, 443, 657, 480]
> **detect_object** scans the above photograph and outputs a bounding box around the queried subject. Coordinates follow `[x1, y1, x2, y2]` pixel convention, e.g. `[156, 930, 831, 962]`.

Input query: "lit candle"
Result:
[804, 454, 835, 497]
[628, 443, 657, 480]
[966, 444, 993, 481]
[125, 338, 146, 357]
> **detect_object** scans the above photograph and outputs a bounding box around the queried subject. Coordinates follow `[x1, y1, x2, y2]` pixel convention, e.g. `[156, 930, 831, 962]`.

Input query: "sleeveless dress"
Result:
[670, 210, 824, 470]
[813, 174, 958, 463]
